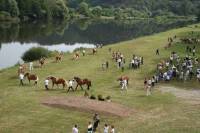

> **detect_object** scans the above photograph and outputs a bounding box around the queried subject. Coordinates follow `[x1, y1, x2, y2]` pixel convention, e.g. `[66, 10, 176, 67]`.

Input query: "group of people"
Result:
[156, 50, 200, 82]
[129, 55, 143, 69]
[72, 113, 115, 133]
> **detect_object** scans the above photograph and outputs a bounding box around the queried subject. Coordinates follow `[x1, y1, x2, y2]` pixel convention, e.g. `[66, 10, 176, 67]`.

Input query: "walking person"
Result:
[121, 79, 128, 90]
[144, 78, 147, 90]
[146, 78, 152, 96]
[156, 49, 160, 55]
[106, 61, 109, 69]
[82, 50, 86, 56]
[44, 78, 49, 90]
[29, 62, 33, 72]
[92, 113, 100, 132]
[72, 124, 78, 133]
[67, 80, 74, 92]
[104, 124, 109, 133]
[110, 125, 115, 133]
[19, 73, 24, 86]
[87, 122, 93, 133]
[192, 48, 196, 56]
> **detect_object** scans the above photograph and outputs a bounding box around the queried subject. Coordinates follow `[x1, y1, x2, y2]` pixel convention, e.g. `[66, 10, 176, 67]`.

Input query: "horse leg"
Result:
[75, 84, 78, 91]
[80, 85, 84, 90]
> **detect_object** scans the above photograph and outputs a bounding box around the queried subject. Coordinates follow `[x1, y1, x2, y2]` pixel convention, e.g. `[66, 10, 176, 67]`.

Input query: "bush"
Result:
[98, 94, 105, 101]
[22, 47, 51, 62]
[90, 94, 96, 100]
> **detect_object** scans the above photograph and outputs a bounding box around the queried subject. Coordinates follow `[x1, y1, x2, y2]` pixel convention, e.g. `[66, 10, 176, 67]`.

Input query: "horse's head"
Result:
[24, 72, 30, 77]
[74, 77, 80, 81]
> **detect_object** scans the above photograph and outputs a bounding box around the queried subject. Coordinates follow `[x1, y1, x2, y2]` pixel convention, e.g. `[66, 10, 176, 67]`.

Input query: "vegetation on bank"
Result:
[0, 0, 200, 21]
[0, 23, 200, 132]
[22, 47, 51, 62]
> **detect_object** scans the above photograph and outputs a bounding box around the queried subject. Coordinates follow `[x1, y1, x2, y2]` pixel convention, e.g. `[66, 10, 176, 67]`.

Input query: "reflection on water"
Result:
[0, 19, 195, 69]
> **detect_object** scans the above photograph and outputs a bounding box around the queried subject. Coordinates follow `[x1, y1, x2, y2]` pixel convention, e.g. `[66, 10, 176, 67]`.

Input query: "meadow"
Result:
[0, 23, 200, 133]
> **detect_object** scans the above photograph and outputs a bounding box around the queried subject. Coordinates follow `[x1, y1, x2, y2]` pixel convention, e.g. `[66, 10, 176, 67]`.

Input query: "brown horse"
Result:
[55, 53, 63, 62]
[39, 57, 46, 67]
[24, 72, 39, 85]
[74, 77, 92, 90]
[48, 76, 66, 89]
[92, 48, 97, 55]
[117, 76, 129, 85]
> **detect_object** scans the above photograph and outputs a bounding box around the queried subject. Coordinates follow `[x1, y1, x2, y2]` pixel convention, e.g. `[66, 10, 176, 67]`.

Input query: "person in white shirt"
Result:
[29, 62, 33, 71]
[146, 78, 152, 96]
[44, 78, 49, 90]
[104, 124, 109, 133]
[72, 124, 78, 133]
[19, 73, 24, 86]
[110, 125, 115, 133]
[121, 79, 127, 90]
[82, 50, 86, 56]
[117, 58, 122, 68]
[67, 80, 74, 92]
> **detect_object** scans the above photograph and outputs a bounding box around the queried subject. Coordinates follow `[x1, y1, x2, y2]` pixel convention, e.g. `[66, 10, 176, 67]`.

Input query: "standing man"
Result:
[192, 48, 196, 56]
[82, 49, 86, 56]
[156, 49, 160, 55]
[67, 80, 74, 92]
[19, 73, 24, 86]
[44, 78, 49, 90]
[72, 124, 79, 133]
[93, 113, 100, 132]
[146, 78, 152, 96]
[29, 62, 33, 72]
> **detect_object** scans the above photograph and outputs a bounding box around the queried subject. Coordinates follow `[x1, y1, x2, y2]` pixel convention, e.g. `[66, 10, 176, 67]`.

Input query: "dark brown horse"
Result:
[24, 72, 39, 85]
[48, 76, 66, 89]
[74, 77, 92, 90]
[117, 76, 129, 85]
[39, 57, 46, 67]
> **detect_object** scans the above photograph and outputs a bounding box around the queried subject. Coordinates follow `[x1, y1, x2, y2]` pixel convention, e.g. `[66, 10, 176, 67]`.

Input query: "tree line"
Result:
[0, 0, 200, 21]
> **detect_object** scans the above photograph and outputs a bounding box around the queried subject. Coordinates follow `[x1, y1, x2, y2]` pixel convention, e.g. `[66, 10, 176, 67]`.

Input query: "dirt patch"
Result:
[158, 86, 200, 105]
[42, 96, 134, 117]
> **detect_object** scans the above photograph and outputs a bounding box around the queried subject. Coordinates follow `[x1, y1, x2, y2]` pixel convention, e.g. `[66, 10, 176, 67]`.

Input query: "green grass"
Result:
[1, 23, 200, 133]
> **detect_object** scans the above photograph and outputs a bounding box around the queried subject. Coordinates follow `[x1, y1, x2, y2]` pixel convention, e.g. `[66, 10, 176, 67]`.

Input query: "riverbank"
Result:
[0, 23, 200, 132]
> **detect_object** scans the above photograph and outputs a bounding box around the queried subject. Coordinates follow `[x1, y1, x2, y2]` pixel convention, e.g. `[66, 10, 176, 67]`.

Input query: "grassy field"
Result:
[0, 23, 200, 133]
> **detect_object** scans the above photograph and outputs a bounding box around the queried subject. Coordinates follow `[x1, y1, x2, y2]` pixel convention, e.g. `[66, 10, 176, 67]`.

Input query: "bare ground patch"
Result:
[41, 96, 134, 117]
[158, 86, 200, 105]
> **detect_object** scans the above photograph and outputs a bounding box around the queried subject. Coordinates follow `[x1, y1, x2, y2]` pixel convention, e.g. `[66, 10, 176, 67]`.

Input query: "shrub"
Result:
[98, 94, 105, 101]
[22, 47, 51, 62]
[90, 94, 96, 100]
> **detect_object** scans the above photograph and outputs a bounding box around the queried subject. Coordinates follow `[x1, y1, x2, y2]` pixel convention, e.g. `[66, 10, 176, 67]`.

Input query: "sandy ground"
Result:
[158, 86, 200, 105]
[42, 96, 134, 117]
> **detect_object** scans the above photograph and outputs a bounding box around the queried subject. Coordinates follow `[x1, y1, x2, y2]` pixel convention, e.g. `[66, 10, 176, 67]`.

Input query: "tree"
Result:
[0, 0, 19, 17]
[78, 2, 90, 17]
[91, 6, 102, 17]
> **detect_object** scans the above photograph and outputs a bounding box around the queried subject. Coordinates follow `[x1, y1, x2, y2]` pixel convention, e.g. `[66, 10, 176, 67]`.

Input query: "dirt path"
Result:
[42, 96, 134, 117]
[158, 86, 200, 105]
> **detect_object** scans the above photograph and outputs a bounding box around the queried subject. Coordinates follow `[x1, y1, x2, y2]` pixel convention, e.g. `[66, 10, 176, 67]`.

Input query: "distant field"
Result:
[0, 23, 200, 133]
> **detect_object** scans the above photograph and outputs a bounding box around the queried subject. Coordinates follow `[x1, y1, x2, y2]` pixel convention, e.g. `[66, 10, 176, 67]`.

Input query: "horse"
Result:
[39, 57, 46, 67]
[92, 48, 97, 55]
[73, 77, 92, 90]
[55, 53, 63, 62]
[48, 76, 67, 89]
[117, 76, 129, 85]
[24, 72, 39, 85]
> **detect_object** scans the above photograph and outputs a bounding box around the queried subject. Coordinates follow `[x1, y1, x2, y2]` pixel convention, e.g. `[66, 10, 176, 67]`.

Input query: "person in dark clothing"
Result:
[92, 113, 100, 132]
[156, 49, 160, 55]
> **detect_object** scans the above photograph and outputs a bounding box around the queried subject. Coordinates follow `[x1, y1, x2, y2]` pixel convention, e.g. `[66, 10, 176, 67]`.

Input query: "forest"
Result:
[0, 0, 200, 21]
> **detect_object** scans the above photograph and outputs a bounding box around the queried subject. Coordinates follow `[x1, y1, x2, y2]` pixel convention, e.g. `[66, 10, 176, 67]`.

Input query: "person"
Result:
[117, 58, 122, 68]
[29, 62, 33, 71]
[192, 48, 196, 56]
[93, 113, 100, 132]
[44, 78, 49, 90]
[104, 124, 109, 133]
[156, 49, 159, 55]
[144, 78, 147, 90]
[146, 78, 152, 96]
[72, 124, 78, 133]
[19, 73, 24, 86]
[87, 122, 93, 133]
[110, 125, 115, 133]
[67, 80, 74, 92]
[121, 79, 127, 90]
[82, 50, 86, 56]
[108, 48, 112, 53]
[106, 61, 109, 69]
